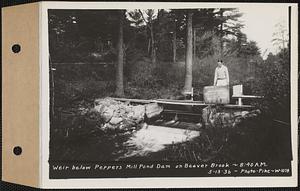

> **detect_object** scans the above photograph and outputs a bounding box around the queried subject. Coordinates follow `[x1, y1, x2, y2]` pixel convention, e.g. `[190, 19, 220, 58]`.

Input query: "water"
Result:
[50, 116, 201, 162]
[119, 125, 200, 159]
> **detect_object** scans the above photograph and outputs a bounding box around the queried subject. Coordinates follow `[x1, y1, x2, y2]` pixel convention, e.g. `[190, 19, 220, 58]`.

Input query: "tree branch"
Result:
[138, 9, 151, 30]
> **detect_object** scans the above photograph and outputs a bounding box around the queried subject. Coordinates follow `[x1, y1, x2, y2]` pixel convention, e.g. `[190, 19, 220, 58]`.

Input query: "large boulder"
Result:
[145, 103, 163, 118]
[129, 105, 146, 122]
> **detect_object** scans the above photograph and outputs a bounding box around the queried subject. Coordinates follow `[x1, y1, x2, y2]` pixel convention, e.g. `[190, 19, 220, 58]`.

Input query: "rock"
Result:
[145, 103, 163, 118]
[131, 105, 145, 121]
[121, 120, 137, 130]
[94, 104, 104, 113]
[103, 123, 118, 130]
[218, 112, 234, 128]
[202, 105, 217, 126]
[109, 117, 123, 125]
[91, 98, 163, 132]
[93, 104, 115, 123]
[102, 106, 114, 122]
[196, 123, 203, 128]
[241, 111, 250, 117]
[202, 105, 260, 128]
[118, 107, 127, 116]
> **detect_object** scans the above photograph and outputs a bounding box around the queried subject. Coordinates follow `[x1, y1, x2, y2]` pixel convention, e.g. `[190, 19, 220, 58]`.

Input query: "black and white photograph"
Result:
[45, 2, 297, 183]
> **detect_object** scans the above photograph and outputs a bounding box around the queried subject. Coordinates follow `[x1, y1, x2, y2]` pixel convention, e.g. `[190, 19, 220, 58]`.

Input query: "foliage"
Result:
[49, 8, 245, 63]
[49, 10, 135, 63]
[253, 48, 290, 122]
[49, 8, 290, 123]
[272, 21, 289, 50]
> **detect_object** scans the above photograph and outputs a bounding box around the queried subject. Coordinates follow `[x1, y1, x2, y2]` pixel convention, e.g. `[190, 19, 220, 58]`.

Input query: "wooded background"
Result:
[48, 8, 290, 122]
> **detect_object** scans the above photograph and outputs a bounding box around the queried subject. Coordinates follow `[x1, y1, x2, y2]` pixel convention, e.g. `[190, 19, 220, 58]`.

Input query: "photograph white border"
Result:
[40, 1, 298, 188]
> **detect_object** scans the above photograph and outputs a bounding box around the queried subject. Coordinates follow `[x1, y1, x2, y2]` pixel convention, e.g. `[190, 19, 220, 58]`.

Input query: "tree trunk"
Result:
[219, 9, 224, 58]
[172, 19, 177, 63]
[49, 55, 55, 119]
[147, 39, 151, 55]
[172, 31, 176, 63]
[193, 28, 196, 62]
[150, 23, 156, 64]
[183, 11, 193, 93]
[115, 10, 125, 97]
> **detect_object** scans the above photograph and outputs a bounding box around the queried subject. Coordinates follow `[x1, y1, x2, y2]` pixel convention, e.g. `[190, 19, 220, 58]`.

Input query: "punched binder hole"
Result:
[13, 146, 22, 156]
[12, 44, 21, 53]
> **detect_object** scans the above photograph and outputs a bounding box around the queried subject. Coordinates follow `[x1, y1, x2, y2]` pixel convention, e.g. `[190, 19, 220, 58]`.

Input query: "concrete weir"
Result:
[90, 97, 261, 159]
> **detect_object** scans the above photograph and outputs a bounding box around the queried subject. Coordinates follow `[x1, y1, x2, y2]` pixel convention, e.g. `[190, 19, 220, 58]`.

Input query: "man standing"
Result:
[214, 60, 229, 86]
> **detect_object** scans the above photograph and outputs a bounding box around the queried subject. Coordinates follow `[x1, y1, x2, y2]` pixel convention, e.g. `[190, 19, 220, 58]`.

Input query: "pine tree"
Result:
[115, 10, 125, 97]
[183, 10, 193, 93]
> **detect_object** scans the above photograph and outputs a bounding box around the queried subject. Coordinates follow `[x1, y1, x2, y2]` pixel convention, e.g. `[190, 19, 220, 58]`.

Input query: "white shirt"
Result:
[214, 65, 229, 86]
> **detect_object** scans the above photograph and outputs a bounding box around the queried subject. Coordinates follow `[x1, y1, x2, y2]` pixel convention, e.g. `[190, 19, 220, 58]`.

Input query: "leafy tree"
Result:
[254, 48, 290, 122]
[272, 21, 289, 52]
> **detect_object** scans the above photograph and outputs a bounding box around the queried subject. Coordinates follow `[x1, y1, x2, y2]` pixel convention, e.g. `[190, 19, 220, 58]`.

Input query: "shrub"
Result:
[253, 48, 290, 122]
